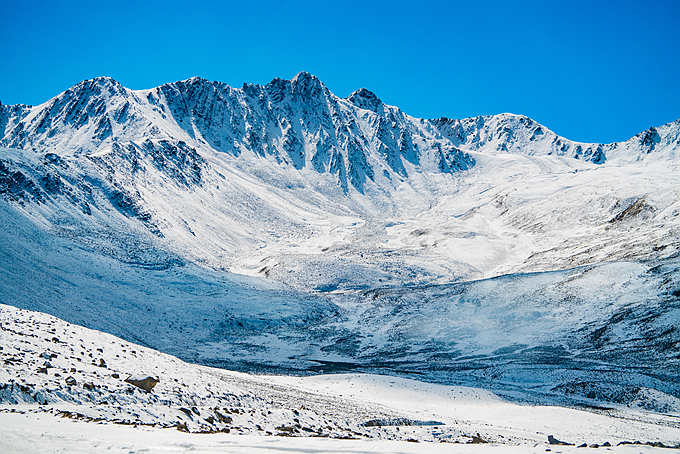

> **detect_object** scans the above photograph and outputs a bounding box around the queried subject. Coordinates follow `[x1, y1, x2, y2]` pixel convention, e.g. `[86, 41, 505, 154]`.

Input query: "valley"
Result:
[1, 73, 679, 449]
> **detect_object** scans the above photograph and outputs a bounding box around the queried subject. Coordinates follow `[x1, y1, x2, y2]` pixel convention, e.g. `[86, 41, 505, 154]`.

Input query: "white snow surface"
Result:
[1, 74, 680, 450]
[0, 74, 678, 290]
[2, 303, 680, 452]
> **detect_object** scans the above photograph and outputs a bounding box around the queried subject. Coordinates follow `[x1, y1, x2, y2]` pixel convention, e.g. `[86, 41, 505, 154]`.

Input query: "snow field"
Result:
[3, 303, 680, 452]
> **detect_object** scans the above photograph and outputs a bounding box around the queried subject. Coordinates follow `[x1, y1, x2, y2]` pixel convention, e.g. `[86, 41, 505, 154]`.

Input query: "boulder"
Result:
[548, 435, 574, 446]
[124, 374, 159, 392]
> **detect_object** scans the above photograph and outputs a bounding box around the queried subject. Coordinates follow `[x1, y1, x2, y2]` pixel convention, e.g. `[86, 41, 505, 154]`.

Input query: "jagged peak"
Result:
[291, 71, 317, 83]
[166, 76, 215, 90]
[262, 77, 285, 88]
[348, 88, 380, 102]
[290, 71, 328, 96]
[76, 76, 123, 90]
[179, 76, 220, 89]
[258, 72, 329, 102]
[0, 100, 32, 109]
[91, 76, 118, 83]
[56, 76, 128, 102]
[185, 76, 208, 83]
[346, 88, 383, 113]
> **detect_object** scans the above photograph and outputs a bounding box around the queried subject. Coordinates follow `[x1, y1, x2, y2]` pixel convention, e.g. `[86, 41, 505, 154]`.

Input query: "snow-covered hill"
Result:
[3, 303, 680, 449]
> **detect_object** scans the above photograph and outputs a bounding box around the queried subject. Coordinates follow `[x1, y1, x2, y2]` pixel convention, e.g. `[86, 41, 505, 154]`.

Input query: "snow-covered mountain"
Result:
[432, 113, 680, 163]
[1, 73, 678, 286]
[1, 73, 679, 417]
[0, 73, 472, 193]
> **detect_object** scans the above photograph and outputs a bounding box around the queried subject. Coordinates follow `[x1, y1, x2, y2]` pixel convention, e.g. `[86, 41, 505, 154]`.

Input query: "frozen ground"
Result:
[2, 411, 679, 454]
[2, 304, 680, 452]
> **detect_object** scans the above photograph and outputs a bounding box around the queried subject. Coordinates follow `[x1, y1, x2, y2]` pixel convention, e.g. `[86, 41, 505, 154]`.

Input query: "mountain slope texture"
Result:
[1, 72, 679, 416]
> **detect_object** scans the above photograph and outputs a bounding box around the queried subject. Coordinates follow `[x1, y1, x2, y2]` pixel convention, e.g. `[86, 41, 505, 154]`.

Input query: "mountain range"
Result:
[1, 72, 679, 414]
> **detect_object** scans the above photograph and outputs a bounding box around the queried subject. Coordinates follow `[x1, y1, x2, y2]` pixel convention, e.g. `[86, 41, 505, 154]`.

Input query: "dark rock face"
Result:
[548, 435, 574, 446]
[1, 102, 32, 139]
[0, 73, 476, 194]
[0, 160, 45, 204]
[346, 88, 383, 113]
[640, 126, 661, 152]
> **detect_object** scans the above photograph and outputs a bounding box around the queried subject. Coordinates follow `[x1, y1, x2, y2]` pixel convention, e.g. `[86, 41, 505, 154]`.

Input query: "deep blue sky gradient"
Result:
[2, 0, 679, 143]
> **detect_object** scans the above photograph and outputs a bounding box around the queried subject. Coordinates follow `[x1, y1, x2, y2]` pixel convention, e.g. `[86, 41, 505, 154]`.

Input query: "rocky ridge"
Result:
[0, 73, 679, 418]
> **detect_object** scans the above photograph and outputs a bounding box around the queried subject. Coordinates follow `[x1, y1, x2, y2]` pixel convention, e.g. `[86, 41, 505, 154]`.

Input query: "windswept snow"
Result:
[1, 73, 680, 451]
[2, 304, 679, 451]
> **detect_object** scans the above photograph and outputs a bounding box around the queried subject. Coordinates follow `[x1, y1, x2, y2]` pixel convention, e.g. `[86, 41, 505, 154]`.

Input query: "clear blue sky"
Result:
[2, 0, 679, 144]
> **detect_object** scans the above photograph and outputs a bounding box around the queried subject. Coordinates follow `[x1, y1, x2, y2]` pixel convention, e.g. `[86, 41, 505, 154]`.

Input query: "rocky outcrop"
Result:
[124, 375, 159, 392]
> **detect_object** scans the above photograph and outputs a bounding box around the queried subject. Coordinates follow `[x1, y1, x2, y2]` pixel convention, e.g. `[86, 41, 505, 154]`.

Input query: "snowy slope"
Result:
[0, 73, 679, 417]
[0, 74, 678, 291]
[0, 303, 402, 437]
[3, 303, 680, 449]
[0, 191, 678, 412]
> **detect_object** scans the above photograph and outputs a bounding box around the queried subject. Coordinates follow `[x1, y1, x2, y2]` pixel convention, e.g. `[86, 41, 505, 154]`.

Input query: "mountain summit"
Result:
[1, 72, 475, 193]
[0, 72, 678, 279]
[3, 73, 677, 196]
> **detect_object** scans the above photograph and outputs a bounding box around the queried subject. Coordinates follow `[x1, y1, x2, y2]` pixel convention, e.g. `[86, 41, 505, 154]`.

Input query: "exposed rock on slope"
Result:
[431, 114, 680, 163]
[0, 73, 473, 194]
[0, 74, 679, 415]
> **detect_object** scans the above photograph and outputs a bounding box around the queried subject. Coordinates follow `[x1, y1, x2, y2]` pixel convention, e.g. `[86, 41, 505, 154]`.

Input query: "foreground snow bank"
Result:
[0, 411, 678, 454]
[2, 303, 680, 451]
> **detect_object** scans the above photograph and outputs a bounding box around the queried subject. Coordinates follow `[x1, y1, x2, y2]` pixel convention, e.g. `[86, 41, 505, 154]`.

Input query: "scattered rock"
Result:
[276, 425, 299, 434]
[65, 376, 77, 386]
[468, 433, 487, 444]
[548, 435, 574, 446]
[214, 411, 232, 424]
[124, 375, 159, 392]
